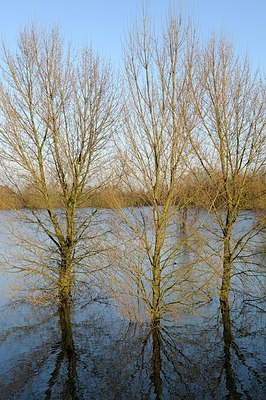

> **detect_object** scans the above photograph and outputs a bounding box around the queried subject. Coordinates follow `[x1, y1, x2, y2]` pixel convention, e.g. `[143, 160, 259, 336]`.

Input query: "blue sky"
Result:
[0, 0, 265, 70]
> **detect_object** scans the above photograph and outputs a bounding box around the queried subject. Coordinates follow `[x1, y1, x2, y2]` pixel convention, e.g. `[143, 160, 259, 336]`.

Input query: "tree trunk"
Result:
[58, 245, 73, 305]
[152, 261, 161, 325]
[220, 238, 231, 310]
[220, 210, 234, 311]
[152, 205, 162, 325]
[59, 269, 72, 305]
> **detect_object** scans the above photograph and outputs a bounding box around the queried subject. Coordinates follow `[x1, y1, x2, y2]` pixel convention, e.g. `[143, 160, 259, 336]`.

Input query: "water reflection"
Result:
[0, 296, 265, 399]
[45, 304, 78, 399]
[221, 304, 241, 400]
[151, 323, 163, 400]
[0, 208, 265, 398]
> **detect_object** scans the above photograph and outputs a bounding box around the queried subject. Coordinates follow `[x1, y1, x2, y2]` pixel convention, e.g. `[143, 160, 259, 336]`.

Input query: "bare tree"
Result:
[0, 25, 117, 305]
[189, 36, 266, 309]
[109, 12, 211, 325]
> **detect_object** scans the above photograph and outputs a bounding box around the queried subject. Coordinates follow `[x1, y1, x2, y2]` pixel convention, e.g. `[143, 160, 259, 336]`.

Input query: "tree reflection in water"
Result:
[45, 303, 78, 400]
[151, 322, 163, 400]
[221, 303, 241, 400]
[0, 295, 265, 399]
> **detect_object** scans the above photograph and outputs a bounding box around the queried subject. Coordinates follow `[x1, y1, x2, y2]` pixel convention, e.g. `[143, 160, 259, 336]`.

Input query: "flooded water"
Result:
[0, 209, 265, 399]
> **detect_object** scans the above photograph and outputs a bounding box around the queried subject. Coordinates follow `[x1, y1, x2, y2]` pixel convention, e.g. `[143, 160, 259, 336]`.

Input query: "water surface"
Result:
[0, 209, 265, 399]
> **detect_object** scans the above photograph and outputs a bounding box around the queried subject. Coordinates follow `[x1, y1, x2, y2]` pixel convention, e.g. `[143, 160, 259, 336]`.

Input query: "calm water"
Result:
[0, 209, 265, 399]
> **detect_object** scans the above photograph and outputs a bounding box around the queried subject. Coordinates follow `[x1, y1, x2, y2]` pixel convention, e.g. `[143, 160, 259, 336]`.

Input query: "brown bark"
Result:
[152, 260, 161, 323]
[58, 243, 74, 305]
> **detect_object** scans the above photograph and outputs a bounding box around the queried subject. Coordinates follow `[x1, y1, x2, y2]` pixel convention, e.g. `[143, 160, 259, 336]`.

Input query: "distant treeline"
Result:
[1, 172, 265, 211]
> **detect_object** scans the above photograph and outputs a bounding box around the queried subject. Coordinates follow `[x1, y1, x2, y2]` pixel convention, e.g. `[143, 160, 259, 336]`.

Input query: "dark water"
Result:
[0, 294, 265, 399]
[0, 210, 265, 399]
